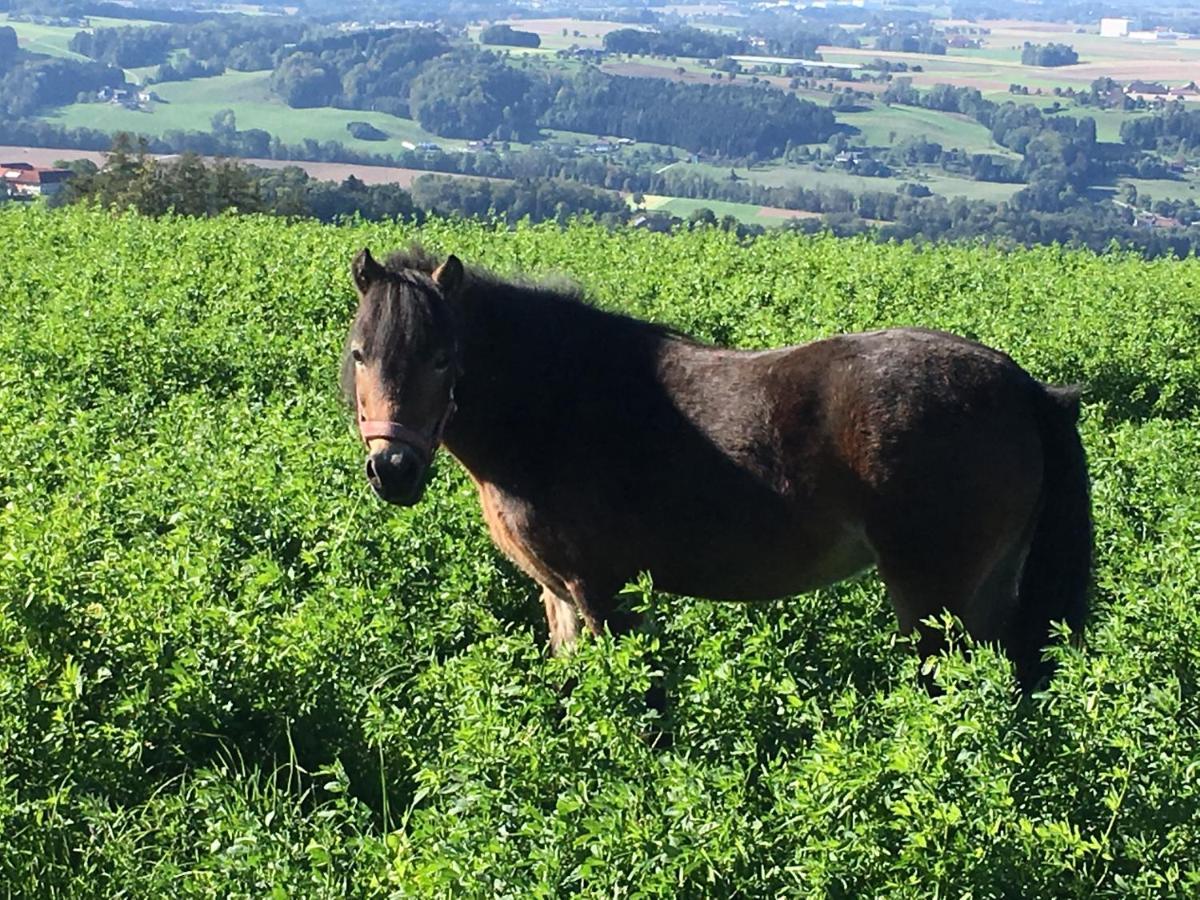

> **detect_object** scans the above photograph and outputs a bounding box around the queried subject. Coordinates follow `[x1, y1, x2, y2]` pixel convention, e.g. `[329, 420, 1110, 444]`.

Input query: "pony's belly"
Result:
[650, 528, 876, 602]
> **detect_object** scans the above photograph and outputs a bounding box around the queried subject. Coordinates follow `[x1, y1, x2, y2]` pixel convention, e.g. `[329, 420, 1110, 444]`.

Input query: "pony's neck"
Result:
[441, 276, 561, 481]
[439, 273, 671, 484]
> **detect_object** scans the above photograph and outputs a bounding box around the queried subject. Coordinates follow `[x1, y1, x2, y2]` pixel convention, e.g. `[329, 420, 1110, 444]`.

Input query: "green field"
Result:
[44, 69, 693, 164]
[636, 194, 815, 226]
[679, 160, 1023, 204]
[2, 16, 90, 59]
[2, 205, 1200, 895]
[2, 14, 159, 60]
[841, 103, 1019, 156]
[47, 71, 457, 155]
[1119, 175, 1200, 204]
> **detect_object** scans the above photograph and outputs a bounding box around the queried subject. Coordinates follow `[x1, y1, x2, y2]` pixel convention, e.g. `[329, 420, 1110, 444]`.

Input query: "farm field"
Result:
[44, 71, 460, 158]
[2, 206, 1200, 896]
[41, 69, 689, 168]
[681, 159, 1024, 203]
[487, 17, 640, 50]
[819, 39, 1200, 93]
[1, 14, 160, 63]
[1118, 175, 1200, 204]
[2, 16, 91, 60]
[634, 193, 822, 225]
[840, 103, 1018, 156]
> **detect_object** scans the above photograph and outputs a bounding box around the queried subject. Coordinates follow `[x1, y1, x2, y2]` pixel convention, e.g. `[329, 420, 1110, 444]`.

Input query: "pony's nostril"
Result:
[364, 447, 425, 504]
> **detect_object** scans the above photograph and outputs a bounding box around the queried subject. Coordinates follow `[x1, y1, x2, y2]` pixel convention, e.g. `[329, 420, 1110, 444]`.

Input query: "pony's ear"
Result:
[431, 254, 464, 297]
[352, 248, 386, 294]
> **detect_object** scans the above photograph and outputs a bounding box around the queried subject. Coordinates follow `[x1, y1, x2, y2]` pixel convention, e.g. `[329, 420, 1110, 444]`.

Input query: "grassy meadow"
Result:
[45, 71, 454, 156]
[1, 205, 1199, 896]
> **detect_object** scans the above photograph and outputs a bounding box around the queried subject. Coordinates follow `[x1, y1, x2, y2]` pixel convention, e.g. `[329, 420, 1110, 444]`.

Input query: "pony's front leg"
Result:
[544, 581, 639, 651]
[542, 586, 580, 655]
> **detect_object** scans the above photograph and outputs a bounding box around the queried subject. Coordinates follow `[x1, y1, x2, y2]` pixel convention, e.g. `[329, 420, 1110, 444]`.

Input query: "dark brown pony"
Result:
[342, 247, 1091, 690]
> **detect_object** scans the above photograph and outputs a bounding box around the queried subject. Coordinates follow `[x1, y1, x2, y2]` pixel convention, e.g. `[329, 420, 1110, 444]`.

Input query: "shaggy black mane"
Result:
[383, 244, 689, 345]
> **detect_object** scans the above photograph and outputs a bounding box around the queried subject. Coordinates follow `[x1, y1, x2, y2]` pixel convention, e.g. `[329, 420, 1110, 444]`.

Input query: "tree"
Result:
[1021, 42, 1078, 67]
[409, 54, 540, 140]
[270, 52, 340, 108]
[211, 108, 237, 136]
[480, 25, 540, 49]
[0, 25, 17, 69]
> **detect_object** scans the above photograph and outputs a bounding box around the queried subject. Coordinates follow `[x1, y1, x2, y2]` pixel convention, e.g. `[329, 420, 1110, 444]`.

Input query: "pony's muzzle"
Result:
[365, 445, 427, 506]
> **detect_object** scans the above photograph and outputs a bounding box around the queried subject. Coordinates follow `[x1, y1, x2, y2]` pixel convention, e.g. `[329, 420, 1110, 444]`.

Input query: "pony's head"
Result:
[342, 248, 463, 506]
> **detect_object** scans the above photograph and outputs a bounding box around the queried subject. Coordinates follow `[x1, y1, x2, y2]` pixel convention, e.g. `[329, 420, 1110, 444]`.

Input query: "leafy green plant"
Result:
[0, 206, 1198, 897]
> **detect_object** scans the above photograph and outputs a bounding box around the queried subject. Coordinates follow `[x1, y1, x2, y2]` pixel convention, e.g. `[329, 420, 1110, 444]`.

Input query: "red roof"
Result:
[1, 166, 72, 185]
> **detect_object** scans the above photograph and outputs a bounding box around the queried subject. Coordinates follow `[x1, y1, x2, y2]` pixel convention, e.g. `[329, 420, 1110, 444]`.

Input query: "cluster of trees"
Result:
[270, 27, 450, 115]
[0, 27, 125, 117]
[38, 127, 1200, 260]
[0, 25, 16, 63]
[832, 192, 1200, 260]
[875, 28, 946, 55]
[1020, 42, 1078, 67]
[68, 17, 304, 75]
[479, 24, 540, 48]
[541, 69, 836, 158]
[881, 80, 1107, 189]
[52, 135, 638, 227]
[408, 53, 546, 141]
[265, 25, 837, 156]
[56, 138, 263, 217]
[154, 57, 226, 83]
[346, 121, 388, 141]
[1121, 106, 1200, 156]
[255, 167, 418, 221]
[69, 24, 173, 67]
[745, 17, 860, 58]
[410, 174, 629, 225]
[601, 26, 745, 59]
[12, 0, 210, 23]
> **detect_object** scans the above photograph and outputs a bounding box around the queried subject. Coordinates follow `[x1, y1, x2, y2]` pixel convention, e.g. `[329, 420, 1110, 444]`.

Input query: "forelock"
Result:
[361, 273, 437, 358]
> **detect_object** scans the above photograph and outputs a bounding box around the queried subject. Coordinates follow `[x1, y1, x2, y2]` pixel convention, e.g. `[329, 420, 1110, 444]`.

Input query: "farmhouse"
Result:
[0, 162, 72, 197]
[1125, 80, 1168, 99]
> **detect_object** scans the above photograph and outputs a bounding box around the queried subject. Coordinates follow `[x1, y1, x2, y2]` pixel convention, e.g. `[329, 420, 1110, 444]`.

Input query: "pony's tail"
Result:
[1012, 385, 1093, 690]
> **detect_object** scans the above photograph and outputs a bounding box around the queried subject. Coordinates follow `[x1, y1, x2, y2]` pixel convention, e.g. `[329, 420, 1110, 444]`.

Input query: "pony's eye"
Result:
[351, 348, 364, 364]
[432, 353, 450, 371]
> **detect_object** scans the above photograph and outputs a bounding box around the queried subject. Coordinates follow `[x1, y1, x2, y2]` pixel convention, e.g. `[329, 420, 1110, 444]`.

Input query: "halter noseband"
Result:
[357, 387, 457, 465]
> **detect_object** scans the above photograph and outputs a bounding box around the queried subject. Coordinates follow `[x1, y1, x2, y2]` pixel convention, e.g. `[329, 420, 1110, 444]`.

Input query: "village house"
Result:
[1124, 80, 1200, 103]
[1167, 82, 1200, 102]
[0, 162, 73, 198]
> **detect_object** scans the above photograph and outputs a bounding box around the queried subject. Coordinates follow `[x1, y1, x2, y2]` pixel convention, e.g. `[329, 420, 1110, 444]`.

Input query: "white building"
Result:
[1100, 17, 1131, 37]
[1129, 29, 1189, 41]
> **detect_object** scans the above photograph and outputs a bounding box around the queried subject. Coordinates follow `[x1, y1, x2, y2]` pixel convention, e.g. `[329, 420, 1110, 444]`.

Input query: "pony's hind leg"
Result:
[542, 586, 580, 655]
[878, 565, 989, 670]
[879, 538, 1030, 687]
